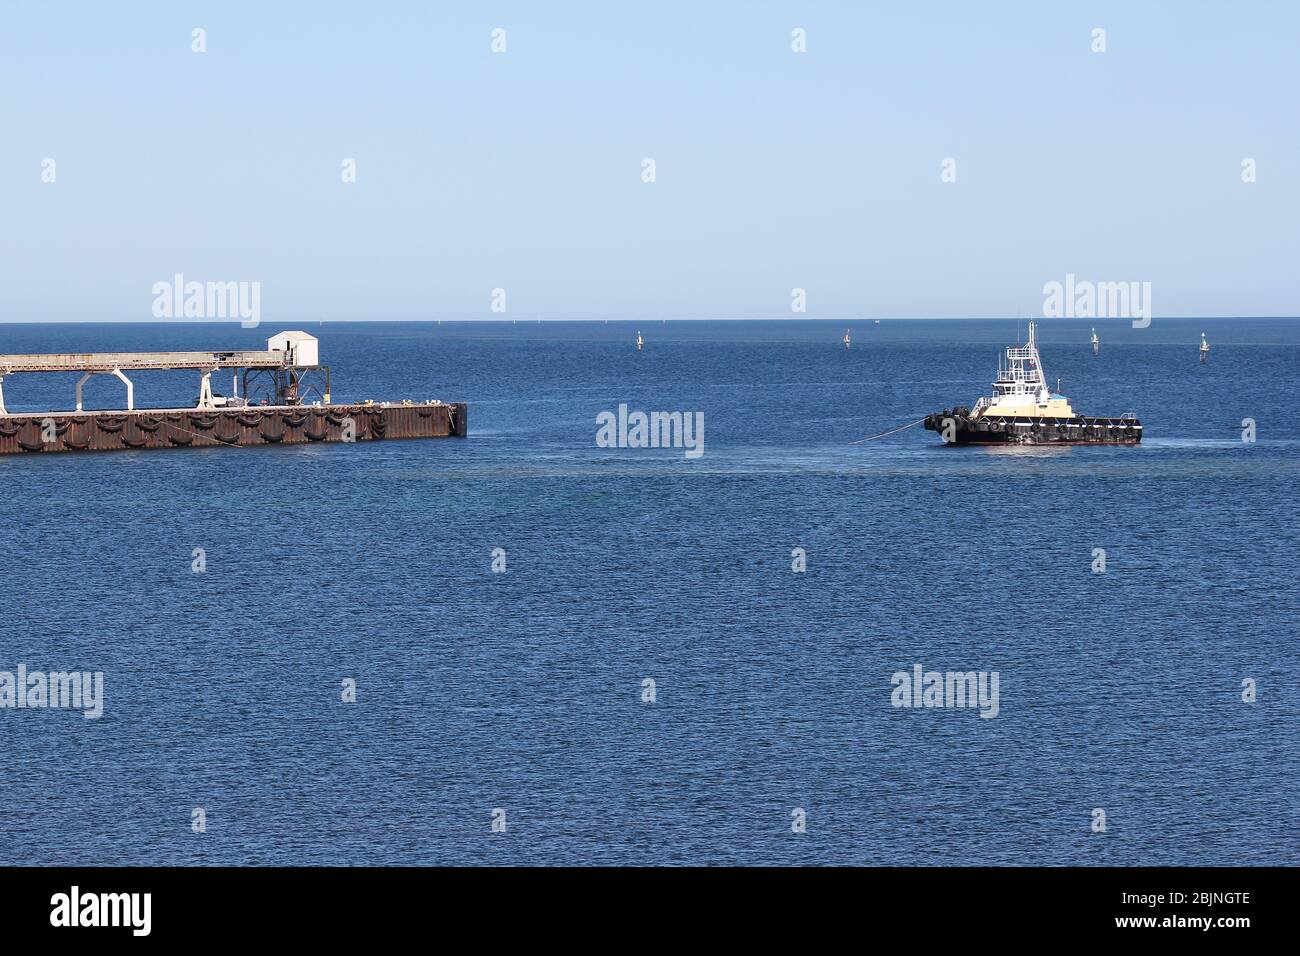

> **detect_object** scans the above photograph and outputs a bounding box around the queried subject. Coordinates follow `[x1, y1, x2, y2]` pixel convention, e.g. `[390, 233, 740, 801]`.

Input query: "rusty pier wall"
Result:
[0, 402, 467, 454]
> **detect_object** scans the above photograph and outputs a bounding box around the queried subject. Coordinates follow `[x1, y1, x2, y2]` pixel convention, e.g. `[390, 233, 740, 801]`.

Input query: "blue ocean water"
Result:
[0, 318, 1296, 866]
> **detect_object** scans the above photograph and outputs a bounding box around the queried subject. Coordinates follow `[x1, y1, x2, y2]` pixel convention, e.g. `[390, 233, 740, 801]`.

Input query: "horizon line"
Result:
[2, 316, 1298, 326]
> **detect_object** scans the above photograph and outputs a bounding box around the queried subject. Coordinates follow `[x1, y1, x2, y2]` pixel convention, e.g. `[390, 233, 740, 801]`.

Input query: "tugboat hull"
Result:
[924, 409, 1141, 445]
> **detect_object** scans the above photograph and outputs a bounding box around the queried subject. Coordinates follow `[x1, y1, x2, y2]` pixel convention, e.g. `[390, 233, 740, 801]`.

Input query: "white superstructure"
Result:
[971, 321, 1076, 420]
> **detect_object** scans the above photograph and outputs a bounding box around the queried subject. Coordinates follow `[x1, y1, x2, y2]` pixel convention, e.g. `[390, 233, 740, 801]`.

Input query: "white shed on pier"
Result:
[266, 331, 319, 367]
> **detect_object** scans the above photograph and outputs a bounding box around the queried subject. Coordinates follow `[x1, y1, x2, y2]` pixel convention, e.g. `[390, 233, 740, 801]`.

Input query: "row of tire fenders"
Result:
[0, 405, 435, 450]
[979, 418, 1140, 436]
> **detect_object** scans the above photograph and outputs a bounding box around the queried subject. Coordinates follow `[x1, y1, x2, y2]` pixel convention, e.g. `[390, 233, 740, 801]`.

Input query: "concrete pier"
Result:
[0, 402, 467, 454]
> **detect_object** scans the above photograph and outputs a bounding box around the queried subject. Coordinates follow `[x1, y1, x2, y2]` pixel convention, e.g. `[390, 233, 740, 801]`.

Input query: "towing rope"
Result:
[849, 417, 927, 444]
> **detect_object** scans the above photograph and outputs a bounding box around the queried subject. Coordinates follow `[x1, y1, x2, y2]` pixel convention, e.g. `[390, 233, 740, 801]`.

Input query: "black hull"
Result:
[923, 409, 1141, 445]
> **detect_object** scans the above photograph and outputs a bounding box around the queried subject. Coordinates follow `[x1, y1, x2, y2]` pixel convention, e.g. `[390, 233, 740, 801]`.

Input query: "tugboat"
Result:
[924, 321, 1141, 445]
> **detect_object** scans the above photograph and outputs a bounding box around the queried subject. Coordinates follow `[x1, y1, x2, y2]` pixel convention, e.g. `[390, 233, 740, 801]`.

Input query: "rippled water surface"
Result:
[1, 318, 1296, 865]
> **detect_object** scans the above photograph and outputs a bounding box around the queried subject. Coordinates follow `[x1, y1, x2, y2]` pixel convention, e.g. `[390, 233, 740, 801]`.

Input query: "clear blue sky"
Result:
[1, 1, 1296, 321]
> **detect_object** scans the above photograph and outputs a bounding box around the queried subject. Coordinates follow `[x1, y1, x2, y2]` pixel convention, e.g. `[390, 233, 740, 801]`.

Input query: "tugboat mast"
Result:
[1000, 320, 1047, 393]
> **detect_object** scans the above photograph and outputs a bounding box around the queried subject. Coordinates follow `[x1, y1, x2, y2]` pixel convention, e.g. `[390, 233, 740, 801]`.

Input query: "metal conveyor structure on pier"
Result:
[0, 332, 323, 414]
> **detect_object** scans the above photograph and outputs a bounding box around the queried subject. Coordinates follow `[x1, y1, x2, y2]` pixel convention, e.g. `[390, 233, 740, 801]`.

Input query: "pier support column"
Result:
[197, 371, 215, 409]
[75, 372, 93, 412]
[111, 368, 134, 410]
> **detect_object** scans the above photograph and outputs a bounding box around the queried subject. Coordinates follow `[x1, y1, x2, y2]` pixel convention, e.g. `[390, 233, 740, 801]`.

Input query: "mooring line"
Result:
[149, 416, 242, 446]
[849, 417, 927, 444]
